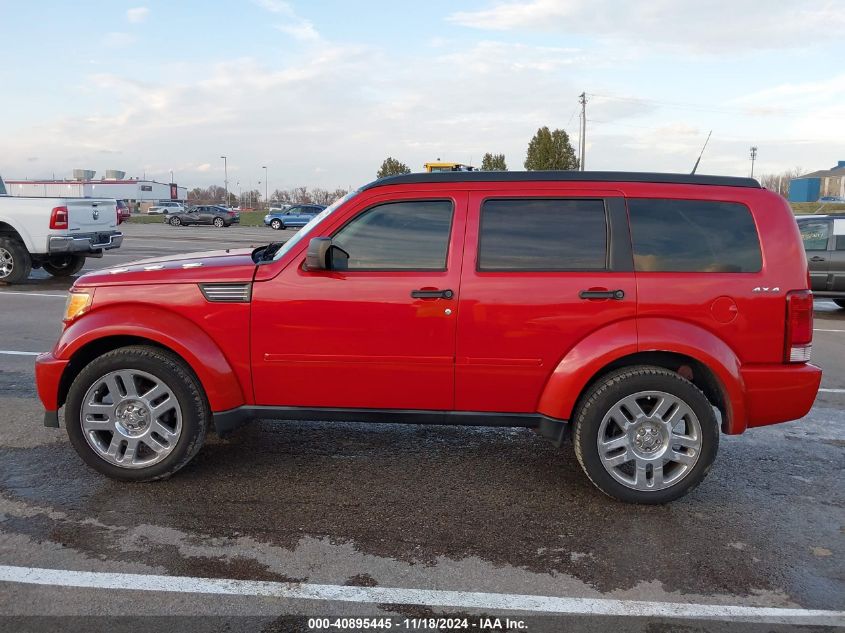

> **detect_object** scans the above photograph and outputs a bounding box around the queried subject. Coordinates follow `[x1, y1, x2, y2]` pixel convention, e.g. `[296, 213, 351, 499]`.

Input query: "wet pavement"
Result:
[0, 224, 843, 631]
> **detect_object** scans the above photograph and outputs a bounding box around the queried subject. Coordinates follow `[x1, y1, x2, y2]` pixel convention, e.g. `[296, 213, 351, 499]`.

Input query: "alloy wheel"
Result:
[80, 369, 183, 469]
[0, 247, 13, 278]
[597, 390, 702, 491]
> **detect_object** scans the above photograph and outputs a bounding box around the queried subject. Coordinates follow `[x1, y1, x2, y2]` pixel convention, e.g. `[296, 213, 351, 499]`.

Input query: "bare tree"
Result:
[759, 167, 804, 198]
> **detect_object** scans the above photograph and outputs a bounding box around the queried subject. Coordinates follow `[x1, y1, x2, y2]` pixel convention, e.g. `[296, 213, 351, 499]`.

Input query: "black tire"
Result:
[833, 299, 845, 309]
[42, 254, 85, 277]
[0, 237, 32, 284]
[573, 365, 719, 504]
[213, 217, 224, 228]
[65, 345, 210, 481]
[170, 216, 181, 226]
[270, 219, 282, 230]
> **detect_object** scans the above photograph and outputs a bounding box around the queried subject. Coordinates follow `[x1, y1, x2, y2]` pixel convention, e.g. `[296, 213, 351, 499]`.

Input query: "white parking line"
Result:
[819, 388, 845, 393]
[814, 329, 845, 333]
[0, 290, 67, 298]
[0, 566, 842, 624]
[0, 350, 41, 356]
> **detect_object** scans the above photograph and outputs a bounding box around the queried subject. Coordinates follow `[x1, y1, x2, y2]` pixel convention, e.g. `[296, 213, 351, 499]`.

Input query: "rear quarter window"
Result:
[628, 199, 762, 272]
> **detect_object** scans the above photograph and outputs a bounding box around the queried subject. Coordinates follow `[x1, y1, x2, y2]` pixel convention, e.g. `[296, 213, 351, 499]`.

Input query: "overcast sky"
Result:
[1, 0, 843, 191]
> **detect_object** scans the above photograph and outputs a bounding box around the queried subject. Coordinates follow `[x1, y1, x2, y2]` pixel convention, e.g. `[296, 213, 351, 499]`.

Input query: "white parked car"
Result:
[147, 201, 184, 215]
[0, 174, 123, 283]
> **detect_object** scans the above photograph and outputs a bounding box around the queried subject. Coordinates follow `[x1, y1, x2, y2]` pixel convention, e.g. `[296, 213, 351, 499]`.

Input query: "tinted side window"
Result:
[333, 200, 453, 270]
[628, 199, 762, 272]
[836, 235, 845, 251]
[478, 199, 607, 271]
[800, 221, 830, 251]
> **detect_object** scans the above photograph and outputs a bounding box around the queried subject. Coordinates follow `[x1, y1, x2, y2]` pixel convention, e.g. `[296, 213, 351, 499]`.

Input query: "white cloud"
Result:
[257, 0, 320, 42]
[448, 0, 845, 53]
[126, 7, 149, 23]
[275, 21, 320, 41]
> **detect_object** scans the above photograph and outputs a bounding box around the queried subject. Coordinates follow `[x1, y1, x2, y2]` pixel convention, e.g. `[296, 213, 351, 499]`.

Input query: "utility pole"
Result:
[220, 155, 228, 204]
[749, 146, 758, 178]
[578, 92, 587, 171]
[263, 166, 268, 209]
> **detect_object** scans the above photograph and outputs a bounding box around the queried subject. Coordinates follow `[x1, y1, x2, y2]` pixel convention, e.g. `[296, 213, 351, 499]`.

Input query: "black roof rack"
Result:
[361, 171, 761, 190]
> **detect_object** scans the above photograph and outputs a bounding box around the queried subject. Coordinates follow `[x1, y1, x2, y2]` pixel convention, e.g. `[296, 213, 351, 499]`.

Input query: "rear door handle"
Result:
[411, 289, 454, 299]
[579, 289, 625, 300]
[810, 256, 826, 262]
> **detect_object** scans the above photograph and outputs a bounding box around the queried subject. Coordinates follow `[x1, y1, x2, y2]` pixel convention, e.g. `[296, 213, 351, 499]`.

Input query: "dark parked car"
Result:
[167, 205, 239, 228]
[798, 215, 845, 308]
[264, 204, 326, 230]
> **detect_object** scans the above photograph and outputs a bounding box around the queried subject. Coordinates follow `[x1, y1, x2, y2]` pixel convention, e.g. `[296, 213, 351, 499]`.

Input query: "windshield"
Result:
[272, 190, 358, 261]
[0, 175, 6, 196]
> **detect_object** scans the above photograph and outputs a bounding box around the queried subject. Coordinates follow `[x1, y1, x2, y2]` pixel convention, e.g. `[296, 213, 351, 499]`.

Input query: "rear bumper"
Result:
[49, 231, 123, 254]
[742, 363, 822, 429]
[35, 351, 69, 427]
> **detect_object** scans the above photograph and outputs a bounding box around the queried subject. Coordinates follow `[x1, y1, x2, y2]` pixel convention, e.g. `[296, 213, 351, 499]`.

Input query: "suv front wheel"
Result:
[573, 365, 719, 504]
[65, 346, 210, 481]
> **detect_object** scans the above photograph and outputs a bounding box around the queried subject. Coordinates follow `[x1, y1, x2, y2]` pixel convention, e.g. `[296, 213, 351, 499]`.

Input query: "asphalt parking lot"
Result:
[0, 223, 843, 632]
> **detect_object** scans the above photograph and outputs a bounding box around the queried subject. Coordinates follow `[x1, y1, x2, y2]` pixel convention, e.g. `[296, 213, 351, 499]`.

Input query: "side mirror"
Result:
[306, 238, 349, 271]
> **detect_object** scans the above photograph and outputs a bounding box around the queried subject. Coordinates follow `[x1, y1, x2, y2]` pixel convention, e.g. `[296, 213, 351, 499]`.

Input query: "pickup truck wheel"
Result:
[270, 219, 282, 230]
[573, 365, 719, 504]
[213, 217, 225, 228]
[65, 345, 210, 481]
[0, 237, 32, 284]
[42, 254, 85, 277]
[834, 300, 845, 309]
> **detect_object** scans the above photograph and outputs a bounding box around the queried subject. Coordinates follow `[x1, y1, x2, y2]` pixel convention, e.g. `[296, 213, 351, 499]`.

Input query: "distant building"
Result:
[789, 161, 845, 202]
[4, 172, 187, 205]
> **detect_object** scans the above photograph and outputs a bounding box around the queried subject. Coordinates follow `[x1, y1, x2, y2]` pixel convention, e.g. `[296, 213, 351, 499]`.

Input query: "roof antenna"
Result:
[691, 130, 712, 175]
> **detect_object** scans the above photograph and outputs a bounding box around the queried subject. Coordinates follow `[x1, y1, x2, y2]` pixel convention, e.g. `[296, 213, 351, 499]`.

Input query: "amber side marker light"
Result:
[63, 291, 93, 323]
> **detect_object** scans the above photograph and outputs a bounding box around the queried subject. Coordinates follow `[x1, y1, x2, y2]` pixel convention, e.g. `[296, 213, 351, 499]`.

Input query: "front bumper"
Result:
[35, 351, 69, 427]
[742, 363, 822, 429]
[49, 231, 123, 254]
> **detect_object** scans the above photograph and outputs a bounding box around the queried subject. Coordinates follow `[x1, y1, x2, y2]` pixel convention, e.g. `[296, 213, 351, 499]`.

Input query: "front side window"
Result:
[332, 200, 453, 270]
[478, 199, 607, 271]
[629, 199, 762, 272]
[800, 221, 830, 251]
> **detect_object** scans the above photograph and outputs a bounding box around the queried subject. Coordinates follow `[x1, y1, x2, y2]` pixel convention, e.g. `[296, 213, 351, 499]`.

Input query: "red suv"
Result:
[35, 172, 821, 503]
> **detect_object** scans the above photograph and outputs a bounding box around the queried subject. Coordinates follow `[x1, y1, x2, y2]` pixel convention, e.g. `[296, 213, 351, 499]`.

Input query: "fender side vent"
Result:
[199, 283, 252, 303]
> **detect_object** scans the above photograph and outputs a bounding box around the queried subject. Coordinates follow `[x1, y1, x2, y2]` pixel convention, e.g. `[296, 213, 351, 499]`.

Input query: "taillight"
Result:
[50, 206, 69, 229]
[785, 290, 813, 363]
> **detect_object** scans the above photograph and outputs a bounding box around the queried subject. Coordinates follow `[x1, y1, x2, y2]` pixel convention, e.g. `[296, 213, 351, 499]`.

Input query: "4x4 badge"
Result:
[752, 287, 780, 292]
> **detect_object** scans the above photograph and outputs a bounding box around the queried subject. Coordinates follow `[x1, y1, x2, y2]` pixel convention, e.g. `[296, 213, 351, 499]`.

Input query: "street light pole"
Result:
[262, 166, 268, 210]
[749, 146, 758, 178]
[220, 155, 228, 205]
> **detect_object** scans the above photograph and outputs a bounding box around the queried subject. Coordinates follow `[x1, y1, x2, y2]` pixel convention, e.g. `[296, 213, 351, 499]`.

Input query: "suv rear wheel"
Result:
[0, 237, 32, 284]
[42, 254, 85, 277]
[65, 346, 210, 481]
[573, 365, 719, 504]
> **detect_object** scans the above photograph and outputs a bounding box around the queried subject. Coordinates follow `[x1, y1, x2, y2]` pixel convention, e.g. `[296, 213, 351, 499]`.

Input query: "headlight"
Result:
[64, 291, 93, 323]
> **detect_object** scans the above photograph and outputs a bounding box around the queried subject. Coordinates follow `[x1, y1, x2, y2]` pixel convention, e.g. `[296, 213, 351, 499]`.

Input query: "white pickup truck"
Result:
[0, 174, 123, 283]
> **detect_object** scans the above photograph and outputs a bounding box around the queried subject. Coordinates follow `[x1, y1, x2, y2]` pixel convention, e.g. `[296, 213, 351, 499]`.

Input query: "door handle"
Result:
[810, 256, 826, 262]
[579, 289, 625, 300]
[411, 289, 454, 299]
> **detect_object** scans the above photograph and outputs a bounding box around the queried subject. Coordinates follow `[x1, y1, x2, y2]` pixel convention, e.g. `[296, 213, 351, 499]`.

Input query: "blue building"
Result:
[789, 161, 845, 202]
